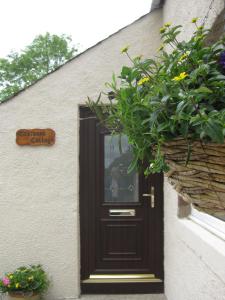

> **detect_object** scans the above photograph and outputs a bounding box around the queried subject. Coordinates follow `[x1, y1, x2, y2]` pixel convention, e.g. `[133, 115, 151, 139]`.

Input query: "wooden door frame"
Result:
[79, 106, 164, 294]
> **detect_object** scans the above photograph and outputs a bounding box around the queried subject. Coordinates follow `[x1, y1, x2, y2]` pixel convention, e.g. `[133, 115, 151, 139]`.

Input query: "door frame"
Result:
[79, 106, 164, 294]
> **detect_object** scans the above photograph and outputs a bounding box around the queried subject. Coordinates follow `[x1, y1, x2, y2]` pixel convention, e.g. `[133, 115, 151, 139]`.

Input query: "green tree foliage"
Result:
[0, 33, 77, 102]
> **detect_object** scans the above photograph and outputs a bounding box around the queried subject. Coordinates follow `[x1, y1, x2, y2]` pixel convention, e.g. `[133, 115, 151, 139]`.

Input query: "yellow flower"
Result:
[28, 276, 34, 281]
[15, 283, 20, 289]
[160, 27, 166, 34]
[191, 17, 199, 23]
[9, 275, 13, 279]
[137, 77, 150, 86]
[164, 22, 172, 27]
[172, 72, 188, 81]
[120, 45, 129, 54]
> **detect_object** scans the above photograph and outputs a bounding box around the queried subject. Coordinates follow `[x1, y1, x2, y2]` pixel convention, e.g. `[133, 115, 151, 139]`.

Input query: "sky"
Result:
[0, 0, 152, 57]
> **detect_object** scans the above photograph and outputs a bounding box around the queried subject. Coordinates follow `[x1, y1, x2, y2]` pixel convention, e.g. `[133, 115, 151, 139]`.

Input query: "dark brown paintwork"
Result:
[79, 107, 164, 294]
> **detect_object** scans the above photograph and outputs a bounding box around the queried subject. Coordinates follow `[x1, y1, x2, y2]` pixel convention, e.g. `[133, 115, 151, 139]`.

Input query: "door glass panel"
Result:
[104, 134, 139, 202]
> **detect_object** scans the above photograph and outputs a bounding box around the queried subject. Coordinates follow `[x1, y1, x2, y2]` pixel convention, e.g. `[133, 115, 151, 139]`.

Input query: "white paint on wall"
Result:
[0, 11, 162, 300]
[163, 0, 224, 39]
[164, 180, 225, 300]
[163, 1, 225, 299]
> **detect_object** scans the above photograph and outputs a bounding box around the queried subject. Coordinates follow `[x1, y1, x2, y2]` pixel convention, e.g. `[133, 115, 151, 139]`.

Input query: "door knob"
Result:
[143, 186, 155, 208]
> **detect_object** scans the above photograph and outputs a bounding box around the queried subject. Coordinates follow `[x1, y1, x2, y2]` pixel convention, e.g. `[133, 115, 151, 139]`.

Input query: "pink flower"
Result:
[2, 277, 10, 286]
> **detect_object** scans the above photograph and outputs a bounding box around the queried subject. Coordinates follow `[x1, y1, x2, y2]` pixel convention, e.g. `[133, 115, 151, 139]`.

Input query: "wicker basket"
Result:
[161, 138, 225, 216]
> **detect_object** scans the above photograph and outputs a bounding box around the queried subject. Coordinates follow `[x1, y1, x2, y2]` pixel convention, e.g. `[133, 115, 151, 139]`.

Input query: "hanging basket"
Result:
[161, 138, 225, 216]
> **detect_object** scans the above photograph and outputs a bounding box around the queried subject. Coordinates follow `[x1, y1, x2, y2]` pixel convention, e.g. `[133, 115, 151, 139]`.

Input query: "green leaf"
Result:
[194, 86, 213, 94]
[213, 74, 225, 81]
[157, 123, 169, 132]
[185, 143, 191, 166]
[161, 95, 170, 103]
[121, 66, 131, 78]
[127, 154, 139, 174]
[204, 119, 224, 143]
[176, 100, 187, 113]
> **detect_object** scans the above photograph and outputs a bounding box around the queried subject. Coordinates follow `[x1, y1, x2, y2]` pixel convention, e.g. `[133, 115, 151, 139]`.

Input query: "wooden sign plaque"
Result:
[16, 129, 55, 146]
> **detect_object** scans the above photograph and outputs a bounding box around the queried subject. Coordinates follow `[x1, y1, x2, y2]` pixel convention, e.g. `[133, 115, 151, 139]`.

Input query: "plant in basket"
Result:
[88, 19, 225, 215]
[0, 265, 50, 300]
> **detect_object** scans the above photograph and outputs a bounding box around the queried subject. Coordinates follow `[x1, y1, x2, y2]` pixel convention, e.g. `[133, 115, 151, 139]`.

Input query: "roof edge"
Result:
[151, 0, 165, 10]
[0, 7, 162, 106]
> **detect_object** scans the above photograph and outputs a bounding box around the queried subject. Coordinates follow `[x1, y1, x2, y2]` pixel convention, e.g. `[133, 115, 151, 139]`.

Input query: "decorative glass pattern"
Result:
[104, 135, 139, 202]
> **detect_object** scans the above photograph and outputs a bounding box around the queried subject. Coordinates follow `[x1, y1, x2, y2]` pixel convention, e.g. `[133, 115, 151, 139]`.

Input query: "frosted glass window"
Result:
[104, 135, 139, 202]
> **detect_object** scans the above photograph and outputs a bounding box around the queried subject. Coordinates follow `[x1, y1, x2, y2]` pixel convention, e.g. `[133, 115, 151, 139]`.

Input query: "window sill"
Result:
[177, 216, 225, 256]
[188, 215, 225, 242]
[175, 216, 225, 283]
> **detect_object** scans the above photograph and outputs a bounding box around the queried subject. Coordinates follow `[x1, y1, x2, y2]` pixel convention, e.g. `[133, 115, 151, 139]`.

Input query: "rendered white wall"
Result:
[163, 0, 224, 39]
[164, 181, 225, 300]
[0, 11, 162, 300]
[163, 0, 225, 299]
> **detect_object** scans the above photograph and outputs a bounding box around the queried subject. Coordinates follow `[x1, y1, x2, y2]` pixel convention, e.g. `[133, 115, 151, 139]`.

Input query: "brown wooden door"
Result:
[80, 107, 164, 294]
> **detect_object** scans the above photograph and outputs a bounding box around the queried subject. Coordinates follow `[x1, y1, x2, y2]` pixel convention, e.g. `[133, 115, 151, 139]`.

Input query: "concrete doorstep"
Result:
[80, 294, 167, 300]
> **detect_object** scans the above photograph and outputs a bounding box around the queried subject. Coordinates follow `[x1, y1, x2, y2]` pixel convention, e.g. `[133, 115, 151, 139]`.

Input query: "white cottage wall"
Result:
[164, 181, 225, 300]
[0, 11, 162, 300]
[163, 0, 225, 299]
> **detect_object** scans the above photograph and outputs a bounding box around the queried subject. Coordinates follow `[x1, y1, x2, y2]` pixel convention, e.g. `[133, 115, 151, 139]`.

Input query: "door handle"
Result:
[143, 186, 155, 208]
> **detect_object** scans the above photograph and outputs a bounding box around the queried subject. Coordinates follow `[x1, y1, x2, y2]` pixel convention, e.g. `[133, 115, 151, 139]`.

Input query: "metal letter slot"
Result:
[109, 209, 136, 217]
[143, 186, 155, 208]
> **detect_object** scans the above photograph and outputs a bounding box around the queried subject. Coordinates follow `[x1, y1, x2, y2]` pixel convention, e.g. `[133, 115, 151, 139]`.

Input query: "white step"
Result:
[80, 294, 167, 300]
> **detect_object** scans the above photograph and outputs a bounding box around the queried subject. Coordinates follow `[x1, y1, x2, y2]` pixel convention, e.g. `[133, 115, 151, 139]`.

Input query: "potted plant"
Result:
[88, 19, 225, 215]
[0, 265, 50, 300]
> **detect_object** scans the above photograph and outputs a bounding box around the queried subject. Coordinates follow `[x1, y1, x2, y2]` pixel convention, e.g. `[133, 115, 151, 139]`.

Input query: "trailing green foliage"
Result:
[88, 20, 225, 174]
[0, 33, 77, 103]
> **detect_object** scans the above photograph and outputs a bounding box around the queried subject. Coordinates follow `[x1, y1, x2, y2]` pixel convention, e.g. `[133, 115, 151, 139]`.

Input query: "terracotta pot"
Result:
[8, 292, 40, 300]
